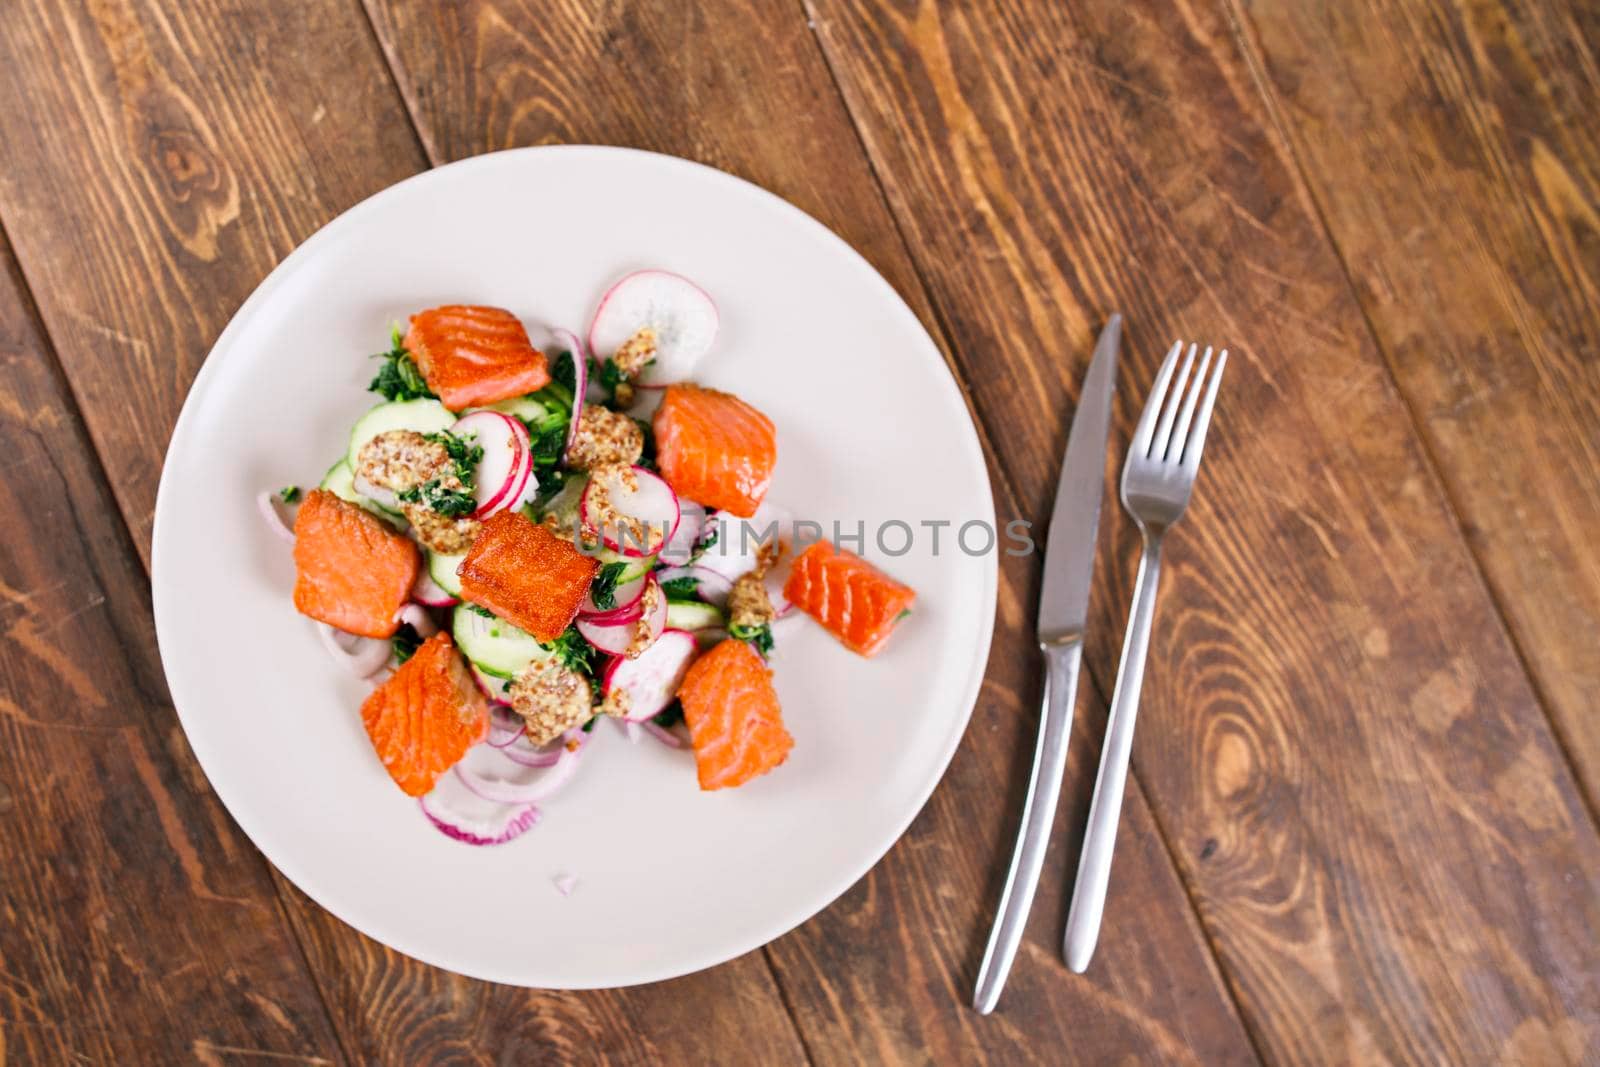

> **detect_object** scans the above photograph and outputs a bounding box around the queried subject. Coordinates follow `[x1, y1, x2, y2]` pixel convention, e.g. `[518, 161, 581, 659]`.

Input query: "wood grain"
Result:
[0, 236, 343, 1062]
[801, 0, 1600, 1061]
[363, 0, 1258, 1060]
[1228, 0, 1600, 809]
[0, 1, 807, 1062]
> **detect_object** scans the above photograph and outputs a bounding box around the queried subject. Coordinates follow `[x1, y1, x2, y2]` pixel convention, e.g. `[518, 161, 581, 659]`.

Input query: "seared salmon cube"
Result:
[292, 489, 419, 638]
[360, 632, 488, 796]
[405, 305, 550, 410]
[652, 383, 776, 517]
[457, 512, 598, 641]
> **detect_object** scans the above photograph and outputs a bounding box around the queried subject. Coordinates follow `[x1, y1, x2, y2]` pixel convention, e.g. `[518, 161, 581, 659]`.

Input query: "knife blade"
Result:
[1038, 313, 1121, 641]
[972, 313, 1120, 1014]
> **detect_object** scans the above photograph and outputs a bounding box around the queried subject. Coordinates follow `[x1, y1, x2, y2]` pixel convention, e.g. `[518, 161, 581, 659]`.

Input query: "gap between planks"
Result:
[788, 0, 1268, 1057]
[1216, 0, 1600, 838]
[0, 212, 359, 1066]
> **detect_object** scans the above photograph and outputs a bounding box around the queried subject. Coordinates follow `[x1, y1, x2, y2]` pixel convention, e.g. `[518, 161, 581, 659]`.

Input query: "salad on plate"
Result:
[259, 270, 918, 847]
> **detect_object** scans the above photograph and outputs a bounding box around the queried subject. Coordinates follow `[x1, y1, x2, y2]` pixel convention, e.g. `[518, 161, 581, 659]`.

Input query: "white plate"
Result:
[153, 146, 996, 988]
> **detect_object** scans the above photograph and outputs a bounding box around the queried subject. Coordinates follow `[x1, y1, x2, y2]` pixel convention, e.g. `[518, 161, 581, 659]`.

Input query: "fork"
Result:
[1062, 339, 1227, 973]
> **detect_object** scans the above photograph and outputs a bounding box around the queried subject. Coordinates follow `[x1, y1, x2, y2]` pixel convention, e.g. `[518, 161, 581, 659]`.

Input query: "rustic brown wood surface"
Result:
[0, 0, 1596, 1064]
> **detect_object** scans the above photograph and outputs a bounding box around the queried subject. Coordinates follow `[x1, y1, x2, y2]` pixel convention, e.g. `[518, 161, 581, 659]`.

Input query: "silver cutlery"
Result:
[1063, 339, 1227, 973]
[973, 314, 1121, 1014]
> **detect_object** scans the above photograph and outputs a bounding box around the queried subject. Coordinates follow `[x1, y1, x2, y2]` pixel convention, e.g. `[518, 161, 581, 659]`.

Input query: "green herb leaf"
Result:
[529, 418, 568, 468]
[391, 623, 424, 664]
[398, 480, 477, 517]
[635, 417, 657, 471]
[588, 561, 628, 610]
[423, 430, 483, 485]
[652, 700, 685, 729]
[538, 625, 599, 677]
[896, 608, 912, 622]
[730, 622, 774, 656]
[551, 349, 577, 396]
[368, 328, 435, 401]
[465, 603, 496, 618]
[278, 485, 301, 503]
[659, 576, 700, 600]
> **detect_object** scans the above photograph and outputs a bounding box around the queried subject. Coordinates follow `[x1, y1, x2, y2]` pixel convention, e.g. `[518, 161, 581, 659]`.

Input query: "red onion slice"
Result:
[456, 728, 590, 804]
[419, 775, 540, 847]
[643, 721, 685, 749]
[317, 624, 392, 678]
[552, 327, 589, 460]
[257, 491, 297, 544]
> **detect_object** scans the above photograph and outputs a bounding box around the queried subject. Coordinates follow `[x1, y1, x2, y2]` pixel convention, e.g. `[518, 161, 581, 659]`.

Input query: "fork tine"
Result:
[1132, 340, 1185, 456]
[1148, 343, 1196, 459]
[1180, 350, 1227, 470]
[1164, 346, 1213, 462]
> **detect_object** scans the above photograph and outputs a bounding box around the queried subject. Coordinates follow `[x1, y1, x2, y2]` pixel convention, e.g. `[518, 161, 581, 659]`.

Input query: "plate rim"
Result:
[151, 144, 998, 987]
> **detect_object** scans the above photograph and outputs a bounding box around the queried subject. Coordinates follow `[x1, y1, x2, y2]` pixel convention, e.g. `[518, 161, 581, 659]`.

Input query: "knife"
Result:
[972, 313, 1120, 1014]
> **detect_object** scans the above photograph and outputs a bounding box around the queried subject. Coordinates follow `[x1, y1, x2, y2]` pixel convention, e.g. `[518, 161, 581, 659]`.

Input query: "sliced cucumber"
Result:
[476, 394, 552, 424]
[597, 548, 654, 584]
[452, 605, 550, 679]
[666, 600, 725, 632]
[428, 550, 466, 597]
[535, 471, 588, 529]
[346, 398, 456, 470]
[320, 458, 402, 523]
[318, 458, 362, 504]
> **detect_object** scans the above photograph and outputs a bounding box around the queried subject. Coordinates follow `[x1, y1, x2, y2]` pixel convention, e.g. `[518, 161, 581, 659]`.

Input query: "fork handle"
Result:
[972, 637, 1083, 1014]
[1064, 534, 1164, 972]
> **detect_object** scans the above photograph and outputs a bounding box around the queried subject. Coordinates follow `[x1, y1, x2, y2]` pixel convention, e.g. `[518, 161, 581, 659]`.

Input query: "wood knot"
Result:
[1204, 714, 1262, 803]
[149, 126, 222, 204]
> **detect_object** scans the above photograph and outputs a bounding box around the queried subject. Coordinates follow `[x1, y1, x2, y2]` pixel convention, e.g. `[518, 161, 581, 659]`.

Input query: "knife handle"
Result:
[972, 637, 1083, 1014]
[1064, 535, 1164, 973]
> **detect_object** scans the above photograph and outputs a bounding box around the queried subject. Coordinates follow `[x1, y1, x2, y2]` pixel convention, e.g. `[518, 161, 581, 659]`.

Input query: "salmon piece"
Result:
[292, 489, 419, 639]
[457, 511, 598, 641]
[405, 305, 550, 410]
[360, 632, 488, 796]
[678, 639, 793, 790]
[652, 383, 776, 518]
[783, 541, 915, 657]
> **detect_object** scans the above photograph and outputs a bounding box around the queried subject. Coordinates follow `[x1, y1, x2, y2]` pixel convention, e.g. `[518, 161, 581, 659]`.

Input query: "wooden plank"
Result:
[0, 237, 344, 1062]
[800, 0, 1600, 1061]
[0, 1, 808, 1060]
[363, 0, 1259, 1059]
[1227, 0, 1600, 808]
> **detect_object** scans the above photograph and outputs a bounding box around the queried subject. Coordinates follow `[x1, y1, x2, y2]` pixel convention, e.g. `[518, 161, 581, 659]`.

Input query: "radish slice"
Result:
[257, 491, 297, 543]
[450, 411, 529, 517]
[580, 571, 647, 619]
[351, 473, 401, 512]
[658, 500, 706, 565]
[588, 270, 718, 387]
[694, 502, 791, 582]
[653, 565, 734, 608]
[578, 576, 665, 654]
[419, 774, 540, 846]
[602, 629, 697, 721]
[411, 567, 458, 607]
[577, 614, 635, 656]
[579, 466, 680, 557]
[317, 624, 391, 678]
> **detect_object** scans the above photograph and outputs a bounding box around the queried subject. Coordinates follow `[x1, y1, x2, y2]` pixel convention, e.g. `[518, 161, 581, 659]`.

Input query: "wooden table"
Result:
[1, 1, 1596, 1062]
